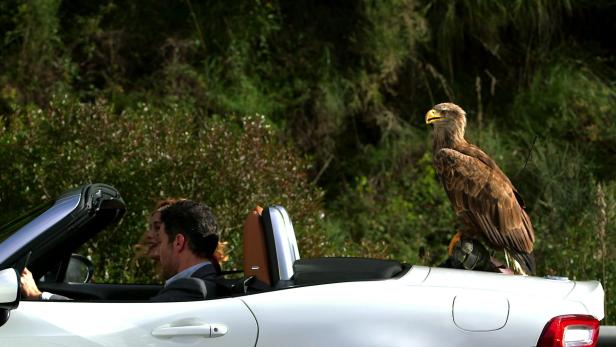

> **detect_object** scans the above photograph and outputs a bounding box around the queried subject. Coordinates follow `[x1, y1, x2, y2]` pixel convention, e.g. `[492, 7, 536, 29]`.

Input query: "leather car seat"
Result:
[242, 206, 272, 286]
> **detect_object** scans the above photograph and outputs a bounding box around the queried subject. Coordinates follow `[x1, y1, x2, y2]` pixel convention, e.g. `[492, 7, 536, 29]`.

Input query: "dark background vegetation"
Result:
[1, 0, 614, 321]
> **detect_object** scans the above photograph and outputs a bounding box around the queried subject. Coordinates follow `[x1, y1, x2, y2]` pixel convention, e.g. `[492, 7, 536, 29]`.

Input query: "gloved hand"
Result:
[449, 238, 494, 272]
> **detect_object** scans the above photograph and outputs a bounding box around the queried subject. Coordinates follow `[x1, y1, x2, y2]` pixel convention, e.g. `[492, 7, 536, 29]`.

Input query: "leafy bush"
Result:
[512, 62, 616, 148]
[0, 95, 323, 283]
[323, 129, 455, 265]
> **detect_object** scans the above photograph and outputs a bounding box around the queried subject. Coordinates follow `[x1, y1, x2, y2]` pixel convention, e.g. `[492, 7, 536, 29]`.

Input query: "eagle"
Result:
[425, 102, 535, 275]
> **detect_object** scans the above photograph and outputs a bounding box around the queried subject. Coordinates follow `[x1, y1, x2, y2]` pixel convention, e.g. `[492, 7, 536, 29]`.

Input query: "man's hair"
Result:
[160, 200, 219, 258]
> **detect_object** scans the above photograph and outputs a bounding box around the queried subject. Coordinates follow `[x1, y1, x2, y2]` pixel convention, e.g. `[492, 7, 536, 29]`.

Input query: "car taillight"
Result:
[537, 315, 600, 347]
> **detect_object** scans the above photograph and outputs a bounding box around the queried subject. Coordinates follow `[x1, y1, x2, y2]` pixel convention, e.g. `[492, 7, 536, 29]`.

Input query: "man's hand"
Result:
[20, 268, 42, 300]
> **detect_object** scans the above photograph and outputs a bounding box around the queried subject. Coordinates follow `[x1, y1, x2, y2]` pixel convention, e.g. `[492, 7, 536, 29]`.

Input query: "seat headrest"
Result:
[242, 206, 271, 286]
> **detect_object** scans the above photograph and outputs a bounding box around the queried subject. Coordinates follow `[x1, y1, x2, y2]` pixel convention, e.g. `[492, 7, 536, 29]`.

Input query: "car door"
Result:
[0, 296, 257, 347]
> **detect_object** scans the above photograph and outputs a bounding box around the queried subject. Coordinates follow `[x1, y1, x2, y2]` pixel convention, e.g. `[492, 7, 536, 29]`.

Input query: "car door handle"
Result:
[152, 323, 228, 338]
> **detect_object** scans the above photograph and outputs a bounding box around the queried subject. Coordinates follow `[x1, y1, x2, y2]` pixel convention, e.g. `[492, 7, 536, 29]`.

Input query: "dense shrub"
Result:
[323, 130, 455, 265]
[511, 62, 616, 180]
[0, 95, 323, 282]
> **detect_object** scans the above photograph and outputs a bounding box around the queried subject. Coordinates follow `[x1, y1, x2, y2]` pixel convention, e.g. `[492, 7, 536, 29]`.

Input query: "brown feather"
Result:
[435, 148, 534, 253]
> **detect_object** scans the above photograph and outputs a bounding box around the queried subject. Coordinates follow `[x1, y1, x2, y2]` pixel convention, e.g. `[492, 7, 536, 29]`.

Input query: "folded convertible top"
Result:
[292, 257, 405, 286]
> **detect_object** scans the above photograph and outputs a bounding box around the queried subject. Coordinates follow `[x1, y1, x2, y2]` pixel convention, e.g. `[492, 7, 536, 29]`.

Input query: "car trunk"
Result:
[400, 265, 604, 320]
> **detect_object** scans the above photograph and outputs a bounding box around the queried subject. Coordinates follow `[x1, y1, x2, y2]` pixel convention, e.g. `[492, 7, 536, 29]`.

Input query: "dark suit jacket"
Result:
[150, 263, 219, 302]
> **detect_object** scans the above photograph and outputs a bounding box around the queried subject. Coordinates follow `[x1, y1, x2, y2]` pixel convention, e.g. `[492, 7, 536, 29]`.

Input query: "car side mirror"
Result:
[65, 254, 94, 284]
[0, 268, 19, 310]
[0, 268, 19, 327]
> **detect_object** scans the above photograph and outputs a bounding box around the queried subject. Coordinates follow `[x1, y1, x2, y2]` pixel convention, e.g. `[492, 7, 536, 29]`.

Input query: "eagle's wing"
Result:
[456, 144, 527, 208]
[434, 148, 534, 253]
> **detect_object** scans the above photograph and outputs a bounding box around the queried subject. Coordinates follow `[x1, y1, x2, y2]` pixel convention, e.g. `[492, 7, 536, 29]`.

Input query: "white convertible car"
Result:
[0, 184, 605, 346]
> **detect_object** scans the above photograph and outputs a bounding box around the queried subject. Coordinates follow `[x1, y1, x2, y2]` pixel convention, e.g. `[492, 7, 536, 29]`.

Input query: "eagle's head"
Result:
[425, 103, 467, 140]
[426, 102, 466, 127]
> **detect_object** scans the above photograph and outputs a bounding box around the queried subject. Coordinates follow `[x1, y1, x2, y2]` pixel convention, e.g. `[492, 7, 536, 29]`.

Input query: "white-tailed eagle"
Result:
[426, 102, 535, 275]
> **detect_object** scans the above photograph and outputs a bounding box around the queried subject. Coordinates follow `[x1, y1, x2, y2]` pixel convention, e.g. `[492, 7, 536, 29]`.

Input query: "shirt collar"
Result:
[165, 260, 212, 287]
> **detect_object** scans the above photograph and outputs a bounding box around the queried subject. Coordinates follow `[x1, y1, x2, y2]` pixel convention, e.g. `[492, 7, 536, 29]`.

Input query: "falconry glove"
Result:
[450, 239, 493, 271]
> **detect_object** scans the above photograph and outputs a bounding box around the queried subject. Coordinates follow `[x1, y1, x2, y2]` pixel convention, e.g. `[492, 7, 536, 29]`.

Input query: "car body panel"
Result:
[1, 298, 257, 347]
[452, 293, 509, 331]
[241, 267, 604, 347]
[401, 265, 576, 297]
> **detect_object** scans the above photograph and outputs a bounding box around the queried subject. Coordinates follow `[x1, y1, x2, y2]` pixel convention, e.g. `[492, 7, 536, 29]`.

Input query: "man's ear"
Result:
[174, 233, 187, 252]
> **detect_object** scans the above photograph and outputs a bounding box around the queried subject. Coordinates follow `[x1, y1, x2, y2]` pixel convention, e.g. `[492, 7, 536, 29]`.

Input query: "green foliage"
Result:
[511, 62, 616, 177]
[0, 95, 323, 283]
[1, 0, 615, 322]
[325, 131, 455, 265]
[423, 0, 574, 78]
[1, 0, 73, 103]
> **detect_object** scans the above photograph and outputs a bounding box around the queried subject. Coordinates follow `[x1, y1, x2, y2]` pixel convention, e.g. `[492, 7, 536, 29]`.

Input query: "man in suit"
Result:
[20, 199, 221, 302]
[150, 199, 221, 301]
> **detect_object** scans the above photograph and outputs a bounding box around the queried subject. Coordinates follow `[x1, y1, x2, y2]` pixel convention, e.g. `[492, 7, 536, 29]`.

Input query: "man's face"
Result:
[158, 223, 178, 280]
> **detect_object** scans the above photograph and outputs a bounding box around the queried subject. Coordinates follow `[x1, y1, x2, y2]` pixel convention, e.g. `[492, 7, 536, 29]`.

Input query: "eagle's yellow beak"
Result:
[425, 109, 443, 124]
